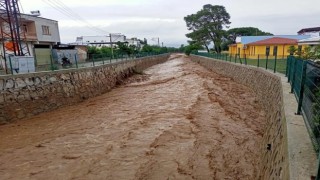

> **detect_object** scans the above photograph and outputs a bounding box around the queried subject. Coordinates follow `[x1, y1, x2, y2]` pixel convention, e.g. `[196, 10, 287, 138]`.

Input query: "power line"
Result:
[44, 0, 106, 34]
[42, 0, 109, 35]
[49, 0, 108, 34]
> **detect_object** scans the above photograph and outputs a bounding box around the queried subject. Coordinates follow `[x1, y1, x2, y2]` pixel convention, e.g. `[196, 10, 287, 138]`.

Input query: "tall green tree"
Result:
[186, 29, 211, 52]
[184, 4, 231, 53]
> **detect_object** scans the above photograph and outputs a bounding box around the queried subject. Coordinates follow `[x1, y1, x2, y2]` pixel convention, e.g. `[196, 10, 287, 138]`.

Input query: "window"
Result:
[266, 46, 270, 56]
[22, 24, 28, 33]
[42, 25, 50, 35]
[273, 46, 278, 56]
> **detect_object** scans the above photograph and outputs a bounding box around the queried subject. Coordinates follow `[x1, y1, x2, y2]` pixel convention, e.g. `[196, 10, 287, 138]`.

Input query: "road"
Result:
[0, 54, 266, 180]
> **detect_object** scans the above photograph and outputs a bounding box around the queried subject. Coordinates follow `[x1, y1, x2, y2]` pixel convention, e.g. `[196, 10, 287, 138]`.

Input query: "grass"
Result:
[219, 56, 287, 74]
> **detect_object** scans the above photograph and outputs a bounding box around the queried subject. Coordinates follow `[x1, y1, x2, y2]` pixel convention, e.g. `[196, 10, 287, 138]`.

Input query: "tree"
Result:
[116, 42, 138, 56]
[186, 29, 211, 52]
[184, 4, 231, 53]
[184, 43, 202, 55]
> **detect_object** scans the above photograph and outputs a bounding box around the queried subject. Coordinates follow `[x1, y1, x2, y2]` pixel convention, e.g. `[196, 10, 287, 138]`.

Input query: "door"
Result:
[34, 44, 51, 66]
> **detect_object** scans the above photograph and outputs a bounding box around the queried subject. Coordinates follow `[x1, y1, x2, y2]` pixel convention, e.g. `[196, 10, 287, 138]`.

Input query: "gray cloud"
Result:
[21, 0, 320, 47]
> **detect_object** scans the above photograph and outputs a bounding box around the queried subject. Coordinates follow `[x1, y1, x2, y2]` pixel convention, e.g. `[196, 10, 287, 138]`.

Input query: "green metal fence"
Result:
[195, 53, 287, 74]
[287, 57, 320, 151]
[2, 52, 165, 75]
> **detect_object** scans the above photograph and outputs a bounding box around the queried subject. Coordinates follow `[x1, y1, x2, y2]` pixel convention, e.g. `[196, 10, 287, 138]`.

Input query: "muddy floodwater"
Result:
[0, 54, 266, 180]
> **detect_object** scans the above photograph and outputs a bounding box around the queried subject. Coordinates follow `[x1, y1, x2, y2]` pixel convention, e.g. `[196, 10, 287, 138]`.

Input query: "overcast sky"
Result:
[20, 0, 320, 47]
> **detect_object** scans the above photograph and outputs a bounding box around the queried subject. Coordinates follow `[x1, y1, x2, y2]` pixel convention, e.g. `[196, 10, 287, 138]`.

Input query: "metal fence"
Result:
[0, 52, 164, 76]
[195, 53, 288, 74]
[287, 56, 320, 152]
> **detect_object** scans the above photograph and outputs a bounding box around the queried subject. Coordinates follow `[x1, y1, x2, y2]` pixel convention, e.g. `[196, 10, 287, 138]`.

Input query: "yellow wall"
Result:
[229, 44, 308, 59]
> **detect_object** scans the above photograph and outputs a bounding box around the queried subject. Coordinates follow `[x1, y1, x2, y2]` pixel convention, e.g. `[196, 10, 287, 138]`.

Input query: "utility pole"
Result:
[0, 0, 30, 57]
[157, 37, 160, 47]
[109, 33, 114, 59]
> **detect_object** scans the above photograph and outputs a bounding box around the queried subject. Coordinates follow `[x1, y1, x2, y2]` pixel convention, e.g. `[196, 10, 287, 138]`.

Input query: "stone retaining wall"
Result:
[0, 54, 169, 124]
[190, 55, 289, 180]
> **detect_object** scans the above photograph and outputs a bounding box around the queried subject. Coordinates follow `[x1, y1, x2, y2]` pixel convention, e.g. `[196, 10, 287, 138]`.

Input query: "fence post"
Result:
[74, 54, 78, 68]
[50, 55, 54, 71]
[8, 56, 13, 75]
[266, 55, 269, 70]
[291, 59, 297, 93]
[316, 155, 320, 180]
[297, 61, 307, 114]
[258, 55, 260, 67]
[235, 54, 237, 63]
[287, 56, 293, 83]
[286, 56, 290, 77]
[229, 54, 231, 62]
[244, 54, 247, 65]
[92, 55, 95, 66]
[274, 55, 277, 73]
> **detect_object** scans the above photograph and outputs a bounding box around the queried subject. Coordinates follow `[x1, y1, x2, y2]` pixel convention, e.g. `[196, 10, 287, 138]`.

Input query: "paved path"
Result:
[0, 54, 266, 180]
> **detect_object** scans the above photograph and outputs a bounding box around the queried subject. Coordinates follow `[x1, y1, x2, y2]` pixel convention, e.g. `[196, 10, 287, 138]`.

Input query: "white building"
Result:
[0, 12, 61, 67]
[297, 27, 320, 37]
[73, 34, 126, 47]
[72, 35, 142, 49]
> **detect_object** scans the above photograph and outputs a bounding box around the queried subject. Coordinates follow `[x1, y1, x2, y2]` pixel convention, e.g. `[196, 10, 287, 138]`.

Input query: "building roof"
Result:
[298, 27, 320, 34]
[237, 35, 310, 44]
[298, 37, 320, 45]
[299, 36, 320, 43]
[247, 37, 298, 45]
[228, 44, 237, 47]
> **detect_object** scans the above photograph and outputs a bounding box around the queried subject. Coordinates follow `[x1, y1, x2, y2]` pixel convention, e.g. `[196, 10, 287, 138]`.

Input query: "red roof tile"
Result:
[247, 37, 298, 45]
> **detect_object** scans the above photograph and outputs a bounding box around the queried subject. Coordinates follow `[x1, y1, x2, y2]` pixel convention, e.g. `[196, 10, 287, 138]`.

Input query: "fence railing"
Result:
[0, 52, 165, 76]
[195, 52, 288, 74]
[194, 52, 320, 178]
[287, 56, 320, 152]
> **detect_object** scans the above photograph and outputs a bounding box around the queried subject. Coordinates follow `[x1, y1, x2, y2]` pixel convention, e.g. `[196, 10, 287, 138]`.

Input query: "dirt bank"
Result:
[0, 54, 265, 180]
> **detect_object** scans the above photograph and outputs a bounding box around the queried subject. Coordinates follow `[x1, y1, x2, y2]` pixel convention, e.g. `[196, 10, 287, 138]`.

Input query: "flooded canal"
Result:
[0, 54, 265, 179]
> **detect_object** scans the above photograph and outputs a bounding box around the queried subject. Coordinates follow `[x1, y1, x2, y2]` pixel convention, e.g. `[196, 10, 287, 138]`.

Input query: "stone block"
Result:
[0, 117, 7, 125]
[15, 78, 26, 88]
[34, 77, 41, 85]
[0, 94, 4, 104]
[5, 79, 14, 89]
[16, 109, 25, 119]
[0, 79, 4, 90]
[25, 77, 34, 86]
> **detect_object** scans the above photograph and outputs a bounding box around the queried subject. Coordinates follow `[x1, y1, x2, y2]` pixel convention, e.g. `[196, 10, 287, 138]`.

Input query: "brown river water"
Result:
[0, 54, 266, 180]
